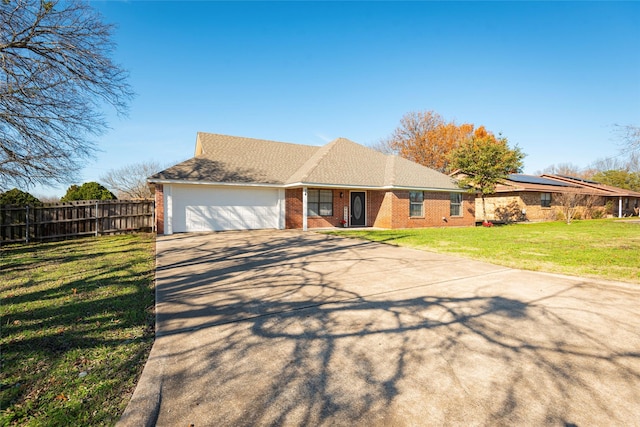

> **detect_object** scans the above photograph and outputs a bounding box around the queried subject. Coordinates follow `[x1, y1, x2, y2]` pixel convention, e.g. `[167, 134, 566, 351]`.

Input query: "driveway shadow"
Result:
[138, 231, 640, 426]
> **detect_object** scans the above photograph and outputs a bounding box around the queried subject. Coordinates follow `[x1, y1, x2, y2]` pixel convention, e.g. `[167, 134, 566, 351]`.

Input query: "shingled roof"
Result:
[494, 173, 640, 197]
[149, 132, 461, 191]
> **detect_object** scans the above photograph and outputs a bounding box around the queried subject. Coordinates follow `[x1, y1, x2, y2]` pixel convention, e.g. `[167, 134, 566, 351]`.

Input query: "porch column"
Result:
[619, 196, 623, 218]
[302, 186, 308, 231]
[165, 184, 173, 235]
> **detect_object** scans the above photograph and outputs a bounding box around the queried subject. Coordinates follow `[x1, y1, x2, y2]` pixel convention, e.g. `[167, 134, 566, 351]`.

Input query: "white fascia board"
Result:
[385, 185, 467, 193]
[283, 182, 381, 190]
[285, 181, 465, 193]
[148, 179, 465, 193]
[147, 179, 284, 188]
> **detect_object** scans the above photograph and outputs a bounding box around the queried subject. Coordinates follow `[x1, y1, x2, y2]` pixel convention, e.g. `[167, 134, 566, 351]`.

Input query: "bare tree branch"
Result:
[0, 0, 133, 190]
[100, 161, 162, 200]
[615, 124, 640, 153]
[378, 111, 477, 172]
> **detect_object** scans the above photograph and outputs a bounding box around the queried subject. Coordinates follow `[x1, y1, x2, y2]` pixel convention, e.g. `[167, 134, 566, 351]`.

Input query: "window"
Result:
[450, 193, 462, 216]
[541, 193, 552, 208]
[308, 189, 333, 216]
[409, 191, 424, 217]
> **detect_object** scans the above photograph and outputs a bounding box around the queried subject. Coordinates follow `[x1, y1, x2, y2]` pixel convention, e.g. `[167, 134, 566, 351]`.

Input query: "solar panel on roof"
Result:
[507, 174, 575, 187]
[556, 174, 600, 184]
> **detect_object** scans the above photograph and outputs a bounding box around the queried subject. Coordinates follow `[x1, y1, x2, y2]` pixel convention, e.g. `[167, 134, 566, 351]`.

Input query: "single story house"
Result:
[148, 132, 475, 234]
[479, 173, 640, 222]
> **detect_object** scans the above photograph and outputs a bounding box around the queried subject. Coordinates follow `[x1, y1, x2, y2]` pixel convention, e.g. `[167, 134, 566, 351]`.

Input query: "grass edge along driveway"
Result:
[1, 234, 156, 426]
[326, 219, 639, 284]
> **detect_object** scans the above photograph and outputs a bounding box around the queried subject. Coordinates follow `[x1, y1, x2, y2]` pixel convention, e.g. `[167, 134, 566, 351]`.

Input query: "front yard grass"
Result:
[327, 219, 640, 283]
[1, 234, 156, 426]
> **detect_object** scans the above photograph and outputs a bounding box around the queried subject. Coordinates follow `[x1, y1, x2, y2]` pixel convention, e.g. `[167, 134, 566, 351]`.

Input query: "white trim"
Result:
[148, 179, 464, 193]
[165, 184, 173, 235]
[149, 179, 282, 188]
[285, 181, 464, 192]
[302, 186, 308, 231]
[278, 189, 285, 230]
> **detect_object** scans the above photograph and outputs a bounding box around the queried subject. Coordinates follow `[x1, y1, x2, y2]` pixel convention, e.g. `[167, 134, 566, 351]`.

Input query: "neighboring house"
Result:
[479, 174, 640, 223]
[148, 132, 475, 234]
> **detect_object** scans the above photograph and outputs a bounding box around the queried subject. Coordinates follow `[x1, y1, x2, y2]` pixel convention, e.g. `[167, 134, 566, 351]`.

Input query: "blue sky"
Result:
[36, 1, 640, 197]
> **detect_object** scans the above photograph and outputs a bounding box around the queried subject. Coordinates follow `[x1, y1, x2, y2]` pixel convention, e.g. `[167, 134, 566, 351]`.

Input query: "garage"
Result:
[164, 184, 284, 233]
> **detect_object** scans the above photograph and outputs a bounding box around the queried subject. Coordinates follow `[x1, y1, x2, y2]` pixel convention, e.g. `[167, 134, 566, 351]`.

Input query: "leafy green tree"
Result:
[592, 169, 640, 192]
[61, 182, 116, 202]
[449, 135, 525, 222]
[0, 188, 41, 205]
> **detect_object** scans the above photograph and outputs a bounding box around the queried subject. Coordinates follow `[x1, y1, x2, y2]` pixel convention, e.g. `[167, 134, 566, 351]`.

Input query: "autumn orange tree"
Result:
[449, 135, 525, 222]
[377, 111, 499, 172]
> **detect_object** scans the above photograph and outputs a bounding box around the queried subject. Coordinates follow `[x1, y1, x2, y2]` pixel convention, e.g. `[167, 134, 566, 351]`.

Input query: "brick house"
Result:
[479, 174, 640, 222]
[148, 133, 475, 234]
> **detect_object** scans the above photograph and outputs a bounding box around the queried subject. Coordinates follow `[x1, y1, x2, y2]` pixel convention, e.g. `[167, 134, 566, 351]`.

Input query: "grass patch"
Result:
[1, 234, 156, 426]
[326, 219, 640, 283]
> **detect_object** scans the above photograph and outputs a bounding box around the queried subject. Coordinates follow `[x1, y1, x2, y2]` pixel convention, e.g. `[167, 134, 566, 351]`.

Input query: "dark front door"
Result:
[350, 192, 366, 226]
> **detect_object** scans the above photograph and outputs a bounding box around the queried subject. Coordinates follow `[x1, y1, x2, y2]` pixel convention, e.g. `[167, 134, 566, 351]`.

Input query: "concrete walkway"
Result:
[118, 230, 640, 426]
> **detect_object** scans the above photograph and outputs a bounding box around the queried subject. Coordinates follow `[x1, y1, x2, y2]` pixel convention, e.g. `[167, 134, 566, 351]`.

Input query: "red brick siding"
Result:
[368, 190, 388, 228]
[286, 188, 475, 229]
[306, 189, 349, 228]
[389, 191, 475, 228]
[155, 184, 164, 234]
[287, 189, 369, 229]
[285, 188, 303, 229]
[479, 192, 612, 222]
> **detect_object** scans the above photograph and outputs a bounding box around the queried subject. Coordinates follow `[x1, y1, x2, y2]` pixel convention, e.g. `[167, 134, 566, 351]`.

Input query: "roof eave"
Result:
[147, 178, 285, 188]
[147, 179, 466, 193]
[284, 181, 464, 192]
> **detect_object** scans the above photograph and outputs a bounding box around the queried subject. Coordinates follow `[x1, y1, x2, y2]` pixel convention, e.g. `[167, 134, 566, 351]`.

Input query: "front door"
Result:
[350, 192, 366, 226]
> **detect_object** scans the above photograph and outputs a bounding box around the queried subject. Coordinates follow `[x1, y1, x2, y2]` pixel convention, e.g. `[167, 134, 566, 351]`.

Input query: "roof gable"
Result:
[288, 138, 389, 187]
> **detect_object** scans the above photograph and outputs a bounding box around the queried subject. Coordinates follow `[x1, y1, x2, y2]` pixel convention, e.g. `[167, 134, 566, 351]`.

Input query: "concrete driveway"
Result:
[118, 230, 640, 426]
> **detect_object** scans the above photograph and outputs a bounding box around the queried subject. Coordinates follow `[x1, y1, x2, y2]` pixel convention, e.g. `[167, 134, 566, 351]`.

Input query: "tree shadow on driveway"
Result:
[148, 231, 640, 426]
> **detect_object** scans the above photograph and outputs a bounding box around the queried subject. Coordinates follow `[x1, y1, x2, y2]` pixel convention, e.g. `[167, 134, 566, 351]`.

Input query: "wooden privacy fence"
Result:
[0, 200, 155, 244]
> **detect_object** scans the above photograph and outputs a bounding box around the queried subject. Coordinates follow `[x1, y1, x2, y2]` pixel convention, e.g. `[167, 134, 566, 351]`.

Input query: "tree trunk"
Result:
[482, 195, 487, 222]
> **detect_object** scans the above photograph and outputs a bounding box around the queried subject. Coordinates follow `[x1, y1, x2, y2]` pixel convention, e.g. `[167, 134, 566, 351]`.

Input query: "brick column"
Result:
[155, 184, 164, 234]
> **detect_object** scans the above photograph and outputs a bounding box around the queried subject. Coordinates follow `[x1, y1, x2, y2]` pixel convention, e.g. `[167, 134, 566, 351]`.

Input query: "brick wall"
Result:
[308, 189, 350, 228]
[285, 188, 303, 229]
[479, 192, 610, 222]
[286, 188, 475, 229]
[369, 190, 390, 228]
[155, 184, 164, 234]
[385, 191, 475, 228]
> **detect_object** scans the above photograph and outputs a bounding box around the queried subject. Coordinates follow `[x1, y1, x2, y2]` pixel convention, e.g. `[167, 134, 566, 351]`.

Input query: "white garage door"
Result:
[168, 185, 282, 232]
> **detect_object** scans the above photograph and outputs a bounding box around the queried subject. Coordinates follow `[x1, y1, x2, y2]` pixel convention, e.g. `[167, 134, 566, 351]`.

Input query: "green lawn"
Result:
[326, 219, 640, 283]
[1, 234, 156, 426]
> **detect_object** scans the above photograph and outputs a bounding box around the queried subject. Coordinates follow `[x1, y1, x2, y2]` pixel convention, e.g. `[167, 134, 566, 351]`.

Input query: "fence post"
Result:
[95, 201, 99, 237]
[25, 205, 30, 244]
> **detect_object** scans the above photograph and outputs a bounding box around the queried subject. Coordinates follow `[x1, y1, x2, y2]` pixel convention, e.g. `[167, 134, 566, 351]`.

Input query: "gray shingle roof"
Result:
[149, 132, 461, 191]
[151, 133, 318, 184]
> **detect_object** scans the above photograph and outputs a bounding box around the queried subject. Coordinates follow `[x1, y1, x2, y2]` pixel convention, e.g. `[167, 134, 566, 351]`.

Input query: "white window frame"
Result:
[409, 191, 424, 217]
[307, 189, 333, 217]
[450, 193, 463, 217]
